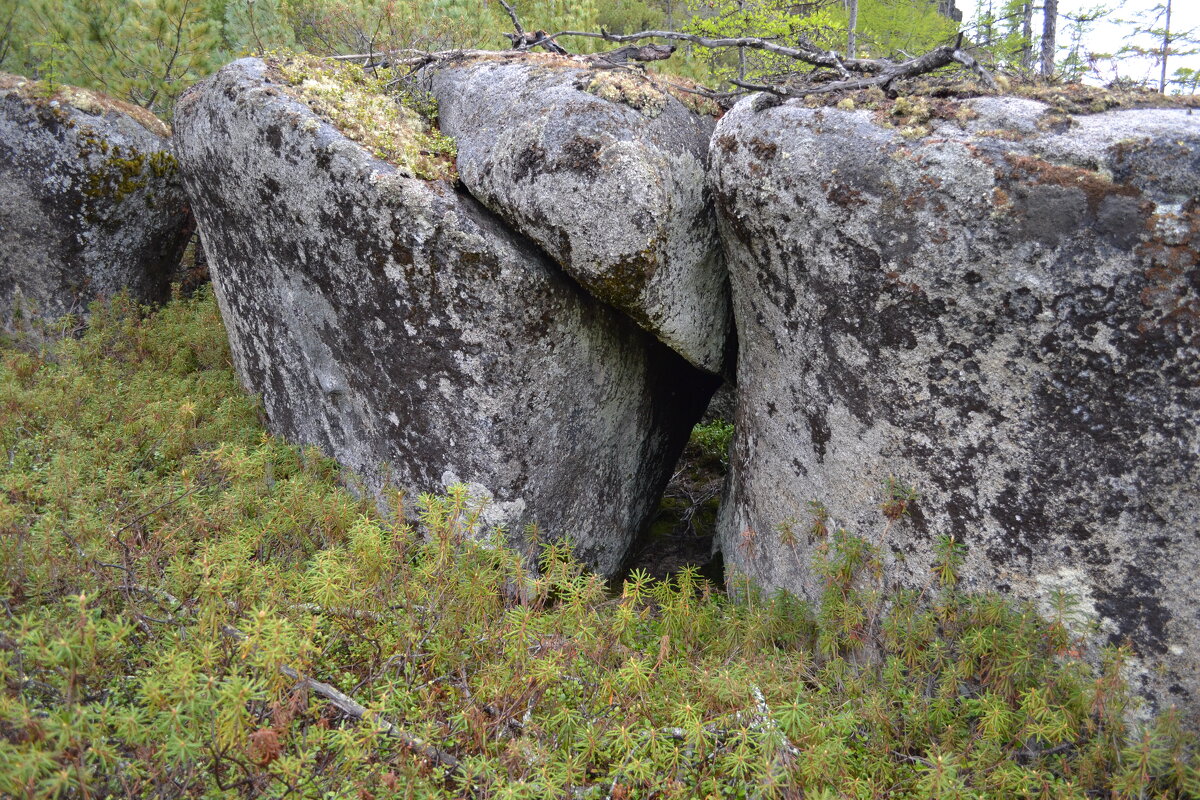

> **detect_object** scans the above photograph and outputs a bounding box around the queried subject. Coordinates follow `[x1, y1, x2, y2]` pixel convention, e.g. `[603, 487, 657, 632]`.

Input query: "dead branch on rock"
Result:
[584, 43, 677, 65]
[553, 28, 863, 77]
[551, 29, 996, 96]
[497, 0, 569, 54]
[325, 14, 995, 107]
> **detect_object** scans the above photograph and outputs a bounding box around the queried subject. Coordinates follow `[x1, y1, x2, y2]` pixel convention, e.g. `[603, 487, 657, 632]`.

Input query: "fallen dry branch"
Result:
[553, 29, 995, 95]
[585, 43, 678, 65]
[553, 28, 867, 77]
[220, 624, 465, 772]
[90, 561, 466, 778]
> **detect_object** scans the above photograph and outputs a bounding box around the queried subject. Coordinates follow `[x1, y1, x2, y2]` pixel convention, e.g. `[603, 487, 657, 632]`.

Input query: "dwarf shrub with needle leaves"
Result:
[0, 289, 1197, 798]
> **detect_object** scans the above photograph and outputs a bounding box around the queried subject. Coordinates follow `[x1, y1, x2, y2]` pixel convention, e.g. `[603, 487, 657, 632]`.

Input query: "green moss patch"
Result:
[269, 54, 456, 181]
[585, 69, 669, 117]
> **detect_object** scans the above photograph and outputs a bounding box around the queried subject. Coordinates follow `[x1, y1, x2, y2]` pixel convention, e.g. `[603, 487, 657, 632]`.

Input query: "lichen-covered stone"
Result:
[430, 57, 731, 375]
[174, 58, 717, 576]
[711, 95, 1200, 719]
[0, 73, 192, 328]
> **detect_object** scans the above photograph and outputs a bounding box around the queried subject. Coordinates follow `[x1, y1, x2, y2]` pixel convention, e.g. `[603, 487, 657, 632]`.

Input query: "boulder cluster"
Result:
[2, 56, 1196, 721]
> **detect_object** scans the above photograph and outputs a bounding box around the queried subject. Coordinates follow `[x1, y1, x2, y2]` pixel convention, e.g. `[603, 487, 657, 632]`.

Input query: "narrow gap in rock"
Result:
[616, 383, 735, 589]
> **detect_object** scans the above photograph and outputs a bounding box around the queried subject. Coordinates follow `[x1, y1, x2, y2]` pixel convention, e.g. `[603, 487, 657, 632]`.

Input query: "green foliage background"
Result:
[1, 293, 1197, 797]
[0, 0, 976, 118]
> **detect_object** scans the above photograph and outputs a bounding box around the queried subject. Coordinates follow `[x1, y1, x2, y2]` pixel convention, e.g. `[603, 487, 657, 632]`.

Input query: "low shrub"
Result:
[0, 291, 1196, 798]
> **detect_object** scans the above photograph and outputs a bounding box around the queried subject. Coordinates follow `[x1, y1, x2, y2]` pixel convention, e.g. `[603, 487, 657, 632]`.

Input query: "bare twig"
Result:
[585, 43, 676, 64]
[779, 45, 997, 96]
[555, 28, 873, 75]
[318, 24, 994, 111]
[220, 624, 464, 772]
[497, 0, 525, 36]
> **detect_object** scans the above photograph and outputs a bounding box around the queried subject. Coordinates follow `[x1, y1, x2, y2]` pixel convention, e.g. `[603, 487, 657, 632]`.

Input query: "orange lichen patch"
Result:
[747, 137, 777, 160]
[1136, 211, 1200, 335]
[655, 75, 723, 118]
[0, 72, 170, 137]
[884, 270, 924, 295]
[824, 181, 867, 208]
[1003, 153, 1141, 215]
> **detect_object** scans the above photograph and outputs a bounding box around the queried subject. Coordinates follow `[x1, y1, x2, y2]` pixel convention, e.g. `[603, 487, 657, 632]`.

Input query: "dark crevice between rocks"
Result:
[439, 180, 725, 581]
[616, 382, 735, 589]
[444, 144, 731, 587]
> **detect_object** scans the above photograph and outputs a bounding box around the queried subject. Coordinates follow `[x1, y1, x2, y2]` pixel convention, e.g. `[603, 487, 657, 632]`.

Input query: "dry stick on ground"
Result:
[219, 624, 465, 772]
[88, 565, 469, 780]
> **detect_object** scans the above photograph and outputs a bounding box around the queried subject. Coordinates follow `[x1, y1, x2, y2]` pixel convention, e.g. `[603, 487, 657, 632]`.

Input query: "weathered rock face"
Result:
[174, 58, 716, 576]
[0, 74, 191, 328]
[430, 57, 731, 375]
[711, 95, 1200, 716]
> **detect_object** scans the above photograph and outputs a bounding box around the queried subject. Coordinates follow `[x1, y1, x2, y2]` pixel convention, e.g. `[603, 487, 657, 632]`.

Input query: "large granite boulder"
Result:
[430, 57, 731, 375]
[174, 57, 716, 576]
[711, 95, 1199, 716]
[0, 74, 191, 329]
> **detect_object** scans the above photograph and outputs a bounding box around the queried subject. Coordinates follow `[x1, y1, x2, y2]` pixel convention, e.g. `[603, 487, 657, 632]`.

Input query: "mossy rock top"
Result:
[0, 72, 170, 137]
[265, 54, 456, 181]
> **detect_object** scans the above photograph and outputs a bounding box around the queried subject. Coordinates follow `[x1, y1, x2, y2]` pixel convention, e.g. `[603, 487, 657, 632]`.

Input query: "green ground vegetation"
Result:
[1, 291, 1198, 797]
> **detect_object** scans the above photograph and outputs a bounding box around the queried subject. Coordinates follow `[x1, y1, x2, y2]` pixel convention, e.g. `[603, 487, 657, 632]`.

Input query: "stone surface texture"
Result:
[430, 57, 731, 374]
[174, 58, 715, 576]
[711, 95, 1200, 717]
[0, 73, 191, 328]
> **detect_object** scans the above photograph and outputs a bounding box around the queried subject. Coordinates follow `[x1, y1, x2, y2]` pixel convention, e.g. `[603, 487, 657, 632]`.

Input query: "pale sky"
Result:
[968, 0, 1200, 89]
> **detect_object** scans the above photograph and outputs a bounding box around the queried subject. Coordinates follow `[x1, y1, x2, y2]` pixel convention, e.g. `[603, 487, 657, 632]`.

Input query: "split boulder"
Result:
[430, 56, 731, 375]
[173, 57, 716, 576]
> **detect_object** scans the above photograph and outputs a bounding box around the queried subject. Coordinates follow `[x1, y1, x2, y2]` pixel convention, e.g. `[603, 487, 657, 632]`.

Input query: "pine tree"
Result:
[1119, 0, 1199, 93]
[1040, 0, 1057, 76]
[223, 0, 295, 53]
[3, 0, 223, 117]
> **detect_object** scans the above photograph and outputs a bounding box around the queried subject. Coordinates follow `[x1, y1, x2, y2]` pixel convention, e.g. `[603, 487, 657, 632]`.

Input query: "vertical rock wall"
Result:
[711, 95, 1200, 717]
